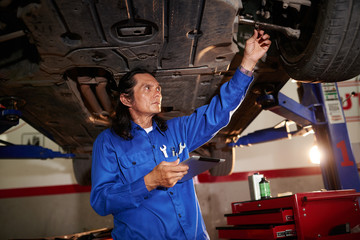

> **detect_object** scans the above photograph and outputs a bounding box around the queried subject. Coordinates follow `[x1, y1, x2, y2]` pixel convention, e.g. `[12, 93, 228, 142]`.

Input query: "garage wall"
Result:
[0, 78, 359, 240]
[1, 193, 113, 239]
[0, 122, 77, 189]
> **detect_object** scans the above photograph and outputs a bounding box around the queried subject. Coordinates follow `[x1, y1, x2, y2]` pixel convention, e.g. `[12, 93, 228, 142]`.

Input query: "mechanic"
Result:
[90, 29, 271, 240]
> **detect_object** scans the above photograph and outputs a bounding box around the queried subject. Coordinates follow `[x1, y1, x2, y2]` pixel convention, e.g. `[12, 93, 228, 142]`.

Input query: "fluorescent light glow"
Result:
[309, 145, 321, 164]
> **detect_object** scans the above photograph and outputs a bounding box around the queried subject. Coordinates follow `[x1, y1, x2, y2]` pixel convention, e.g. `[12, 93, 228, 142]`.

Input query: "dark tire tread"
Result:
[281, 0, 360, 82]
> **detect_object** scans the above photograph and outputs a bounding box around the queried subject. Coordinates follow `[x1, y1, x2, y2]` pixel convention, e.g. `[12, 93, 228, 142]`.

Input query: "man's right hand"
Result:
[144, 159, 189, 191]
[241, 29, 271, 71]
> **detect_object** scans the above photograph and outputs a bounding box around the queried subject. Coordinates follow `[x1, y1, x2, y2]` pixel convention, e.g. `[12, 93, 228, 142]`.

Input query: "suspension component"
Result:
[238, 16, 300, 39]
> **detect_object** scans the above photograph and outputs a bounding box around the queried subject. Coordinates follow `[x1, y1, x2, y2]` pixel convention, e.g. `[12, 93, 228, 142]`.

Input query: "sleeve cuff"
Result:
[131, 177, 152, 204]
[239, 65, 254, 77]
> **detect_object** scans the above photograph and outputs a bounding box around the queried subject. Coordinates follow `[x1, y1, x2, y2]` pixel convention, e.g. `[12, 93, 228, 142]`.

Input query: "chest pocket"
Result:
[118, 150, 155, 182]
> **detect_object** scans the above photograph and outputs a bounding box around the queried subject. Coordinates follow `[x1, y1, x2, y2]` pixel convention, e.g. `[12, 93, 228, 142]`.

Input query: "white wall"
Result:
[338, 77, 360, 163]
[0, 121, 77, 189]
[0, 123, 110, 240]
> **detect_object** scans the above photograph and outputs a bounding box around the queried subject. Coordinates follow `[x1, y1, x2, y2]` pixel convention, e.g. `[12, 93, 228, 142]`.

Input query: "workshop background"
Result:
[0, 77, 359, 239]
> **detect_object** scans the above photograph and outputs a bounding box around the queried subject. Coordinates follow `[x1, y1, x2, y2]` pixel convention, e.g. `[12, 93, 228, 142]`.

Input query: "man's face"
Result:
[127, 73, 162, 117]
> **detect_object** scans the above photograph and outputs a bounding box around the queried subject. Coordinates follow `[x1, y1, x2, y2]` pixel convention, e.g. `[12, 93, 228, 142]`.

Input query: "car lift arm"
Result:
[0, 139, 75, 159]
[1, 98, 75, 160]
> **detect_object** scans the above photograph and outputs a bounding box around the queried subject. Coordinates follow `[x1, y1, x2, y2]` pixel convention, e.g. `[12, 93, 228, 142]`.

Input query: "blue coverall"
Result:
[90, 69, 253, 239]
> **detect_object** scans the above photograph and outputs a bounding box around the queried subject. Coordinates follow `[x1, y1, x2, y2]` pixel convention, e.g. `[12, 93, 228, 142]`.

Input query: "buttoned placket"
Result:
[147, 127, 190, 239]
[146, 128, 160, 165]
[168, 188, 189, 239]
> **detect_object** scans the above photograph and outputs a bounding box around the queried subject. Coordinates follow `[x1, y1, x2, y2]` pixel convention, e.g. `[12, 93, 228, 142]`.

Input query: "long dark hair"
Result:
[111, 69, 167, 140]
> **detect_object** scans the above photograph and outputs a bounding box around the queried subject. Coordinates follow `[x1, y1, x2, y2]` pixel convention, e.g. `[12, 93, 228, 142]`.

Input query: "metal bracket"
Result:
[257, 91, 327, 127]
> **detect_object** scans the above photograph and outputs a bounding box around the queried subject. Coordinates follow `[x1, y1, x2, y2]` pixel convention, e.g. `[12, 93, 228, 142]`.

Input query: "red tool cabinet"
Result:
[217, 190, 360, 239]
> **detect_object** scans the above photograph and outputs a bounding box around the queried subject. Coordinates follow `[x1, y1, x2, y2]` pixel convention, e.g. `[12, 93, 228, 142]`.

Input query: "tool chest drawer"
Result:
[218, 190, 360, 240]
[217, 224, 296, 239]
[226, 209, 294, 225]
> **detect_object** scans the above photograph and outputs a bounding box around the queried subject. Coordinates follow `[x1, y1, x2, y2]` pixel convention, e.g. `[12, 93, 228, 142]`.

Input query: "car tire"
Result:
[192, 143, 234, 176]
[73, 157, 92, 186]
[278, 0, 360, 82]
[209, 146, 234, 176]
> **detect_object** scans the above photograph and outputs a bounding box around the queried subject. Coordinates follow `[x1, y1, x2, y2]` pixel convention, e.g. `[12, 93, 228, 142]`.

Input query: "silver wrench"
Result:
[160, 145, 168, 158]
[179, 143, 186, 155]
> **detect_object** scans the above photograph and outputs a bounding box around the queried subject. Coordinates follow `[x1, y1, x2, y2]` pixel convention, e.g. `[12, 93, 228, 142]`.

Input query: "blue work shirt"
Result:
[90, 69, 253, 240]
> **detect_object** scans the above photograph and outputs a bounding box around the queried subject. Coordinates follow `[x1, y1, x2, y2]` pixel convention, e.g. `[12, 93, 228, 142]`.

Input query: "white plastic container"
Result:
[248, 173, 264, 201]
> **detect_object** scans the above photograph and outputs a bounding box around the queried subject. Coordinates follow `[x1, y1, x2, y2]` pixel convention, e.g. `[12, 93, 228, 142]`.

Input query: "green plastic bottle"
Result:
[259, 177, 271, 199]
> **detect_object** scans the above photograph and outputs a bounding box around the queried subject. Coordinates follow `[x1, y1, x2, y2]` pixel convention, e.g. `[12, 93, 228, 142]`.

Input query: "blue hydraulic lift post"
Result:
[274, 82, 360, 191]
[273, 82, 360, 191]
[233, 81, 360, 192]
[311, 83, 360, 191]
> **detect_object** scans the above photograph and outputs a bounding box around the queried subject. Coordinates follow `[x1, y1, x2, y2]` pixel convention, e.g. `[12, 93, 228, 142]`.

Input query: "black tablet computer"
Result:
[179, 156, 225, 182]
